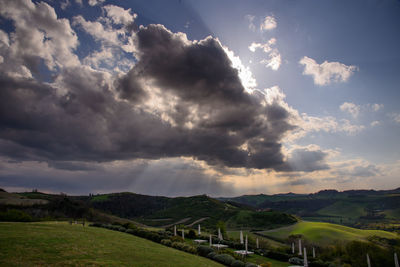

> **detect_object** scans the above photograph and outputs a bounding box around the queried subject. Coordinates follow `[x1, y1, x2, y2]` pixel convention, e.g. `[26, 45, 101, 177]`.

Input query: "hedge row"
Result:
[205, 250, 256, 267]
[90, 223, 170, 244]
[0, 209, 33, 222]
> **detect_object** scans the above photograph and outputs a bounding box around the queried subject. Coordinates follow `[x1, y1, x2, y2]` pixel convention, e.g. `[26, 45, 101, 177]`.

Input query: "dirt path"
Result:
[186, 217, 209, 227]
[161, 217, 191, 228]
[256, 222, 298, 234]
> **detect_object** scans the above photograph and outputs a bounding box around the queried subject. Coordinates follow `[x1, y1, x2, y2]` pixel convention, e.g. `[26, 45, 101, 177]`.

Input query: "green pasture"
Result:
[0, 222, 223, 267]
[260, 221, 399, 245]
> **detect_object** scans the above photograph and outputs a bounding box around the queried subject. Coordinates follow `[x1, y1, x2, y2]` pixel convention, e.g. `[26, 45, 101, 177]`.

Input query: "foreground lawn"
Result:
[0, 222, 223, 267]
[260, 221, 399, 245]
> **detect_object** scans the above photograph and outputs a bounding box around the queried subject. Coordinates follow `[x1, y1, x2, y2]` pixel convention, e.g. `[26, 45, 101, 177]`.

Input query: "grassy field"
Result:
[227, 230, 286, 248]
[317, 200, 366, 220]
[244, 253, 288, 267]
[259, 221, 399, 245]
[0, 191, 48, 206]
[0, 222, 223, 267]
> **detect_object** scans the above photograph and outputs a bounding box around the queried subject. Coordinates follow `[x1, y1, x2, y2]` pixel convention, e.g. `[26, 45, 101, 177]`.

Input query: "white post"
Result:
[367, 253, 371, 267]
[292, 242, 295, 254]
[209, 234, 212, 246]
[174, 225, 176, 236]
[198, 224, 201, 235]
[304, 247, 308, 267]
[299, 239, 302, 255]
[218, 228, 222, 240]
[256, 238, 259, 249]
[240, 230, 243, 244]
[245, 235, 248, 254]
[182, 229, 184, 240]
[313, 247, 316, 258]
[395, 252, 399, 267]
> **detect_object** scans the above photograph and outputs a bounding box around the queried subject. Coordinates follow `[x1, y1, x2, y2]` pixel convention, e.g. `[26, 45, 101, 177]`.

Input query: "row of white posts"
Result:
[174, 226, 400, 266]
[239, 230, 259, 248]
[173, 224, 202, 238]
[294, 239, 400, 267]
[366, 252, 399, 267]
[291, 239, 316, 267]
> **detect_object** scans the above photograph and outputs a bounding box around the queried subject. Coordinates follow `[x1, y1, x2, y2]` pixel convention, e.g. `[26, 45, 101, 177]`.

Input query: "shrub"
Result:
[231, 260, 246, 267]
[183, 245, 197, 254]
[126, 229, 135, 235]
[207, 252, 218, 259]
[161, 239, 172, 247]
[171, 242, 184, 250]
[220, 249, 242, 260]
[115, 226, 126, 232]
[265, 250, 290, 261]
[170, 236, 184, 242]
[170, 242, 196, 254]
[0, 209, 32, 222]
[187, 229, 196, 239]
[108, 225, 125, 232]
[123, 222, 137, 229]
[197, 245, 214, 257]
[289, 257, 304, 265]
[213, 254, 235, 266]
[309, 259, 331, 267]
[244, 263, 258, 267]
[147, 232, 161, 243]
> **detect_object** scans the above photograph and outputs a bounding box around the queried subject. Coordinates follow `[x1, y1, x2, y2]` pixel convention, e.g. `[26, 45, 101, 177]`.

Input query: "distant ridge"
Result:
[218, 187, 400, 228]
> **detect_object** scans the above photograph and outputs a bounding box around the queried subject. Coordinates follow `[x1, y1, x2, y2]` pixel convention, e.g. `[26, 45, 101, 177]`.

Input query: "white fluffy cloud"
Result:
[249, 38, 281, 71]
[255, 86, 365, 143]
[260, 15, 277, 31]
[72, 5, 137, 72]
[103, 5, 137, 25]
[340, 102, 360, 118]
[0, 0, 80, 74]
[371, 103, 384, 112]
[299, 56, 358, 86]
[260, 50, 281, 71]
[88, 0, 105, 6]
[249, 38, 276, 53]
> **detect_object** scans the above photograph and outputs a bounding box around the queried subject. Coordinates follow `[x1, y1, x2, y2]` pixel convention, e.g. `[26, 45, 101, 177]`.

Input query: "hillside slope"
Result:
[259, 221, 399, 245]
[1, 190, 297, 230]
[87, 193, 296, 229]
[0, 222, 223, 267]
[220, 189, 400, 227]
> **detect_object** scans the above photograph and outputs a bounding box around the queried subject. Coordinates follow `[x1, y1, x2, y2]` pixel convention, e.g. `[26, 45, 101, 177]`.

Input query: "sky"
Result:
[0, 0, 400, 197]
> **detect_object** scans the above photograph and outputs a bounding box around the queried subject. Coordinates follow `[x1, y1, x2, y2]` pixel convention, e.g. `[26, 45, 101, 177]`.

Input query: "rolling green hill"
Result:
[0, 190, 48, 206]
[1, 189, 297, 230]
[88, 193, 296, 229]
[258, 221, 400, 245]
[219, 188, 400, 228]
[0, 221, 223, 267]
[226, 210, 297, 229]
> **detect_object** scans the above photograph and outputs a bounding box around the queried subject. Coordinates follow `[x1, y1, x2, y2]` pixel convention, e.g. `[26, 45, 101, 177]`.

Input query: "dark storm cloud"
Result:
[0, 23, 327, 172]
[47, 161, 102, 171]
[278, 148, 330, 172]
[128, 24, 252, 105]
